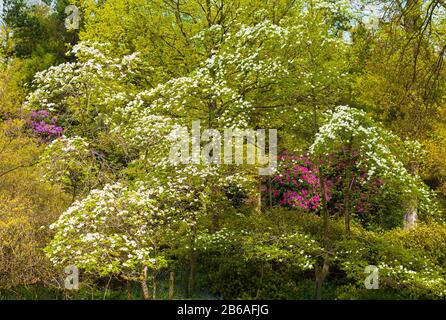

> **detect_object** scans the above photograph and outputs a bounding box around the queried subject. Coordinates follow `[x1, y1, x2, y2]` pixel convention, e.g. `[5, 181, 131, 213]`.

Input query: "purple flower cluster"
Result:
[31, 121, 63, 135]
[28, 110, 63, 141]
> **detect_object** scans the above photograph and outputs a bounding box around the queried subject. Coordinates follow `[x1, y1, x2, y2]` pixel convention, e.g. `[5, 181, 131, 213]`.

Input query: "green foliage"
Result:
[334, 224, 446, 299]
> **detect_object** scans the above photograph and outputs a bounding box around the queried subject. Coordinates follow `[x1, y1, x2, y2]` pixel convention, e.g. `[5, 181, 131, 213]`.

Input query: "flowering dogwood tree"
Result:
[310, 106, 443, 237]
[45, 182, 171, 299]
[45, 162, 252, 298]
[25, 41, 144, 136]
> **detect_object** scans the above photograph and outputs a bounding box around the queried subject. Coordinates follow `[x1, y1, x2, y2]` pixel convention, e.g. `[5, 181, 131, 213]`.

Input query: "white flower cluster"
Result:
[314, 0, 349, 15]
[112, 66, 252, 142]
[210, 20, 291, 91]
[378, 262, 446, 297]
[26, 41, 142, 115]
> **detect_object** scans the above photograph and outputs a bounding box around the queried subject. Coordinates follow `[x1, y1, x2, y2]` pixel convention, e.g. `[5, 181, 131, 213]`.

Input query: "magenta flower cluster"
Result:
[271, 153, 332, 210]
[270, 150, 385, 217]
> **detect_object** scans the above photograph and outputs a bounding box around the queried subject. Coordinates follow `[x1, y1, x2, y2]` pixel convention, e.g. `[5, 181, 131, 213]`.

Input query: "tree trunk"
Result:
[268, 177, 273, 208]
[315, 253, 330, 300]
[343, 142, 354, 239]
[141, 266, 149, 300]
[256, 182, 262, 213]
[314, 164, 330, 300]
[404, 207, 418, 230]
[211, 213, 219, 233]
[169, 271, 175, 300]
[404, 160, 419, 230]
[152, 271, 157, 300]
[255, 263, 265, 299]
[187, 251, 197, 298]
[187, 224, 198, 298]
[126, 280, 133, 300]
[404, 183, 418, 230]
[343, 168, 352, 240]
[311, 100, 331, 300]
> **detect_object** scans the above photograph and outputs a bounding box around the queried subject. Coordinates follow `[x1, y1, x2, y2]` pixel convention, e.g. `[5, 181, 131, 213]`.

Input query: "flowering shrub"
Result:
[322, 146, 386, 221]
[270, 138, 439, 228]
[271, 153, 332, 210]
[270, 150, 386, 225]
[27, 110, 63, 141]
[197, 227, 321, 270]
[44, 160, 252, 276]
